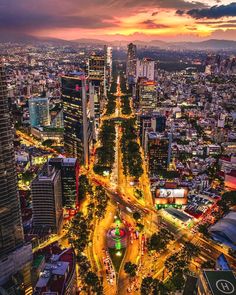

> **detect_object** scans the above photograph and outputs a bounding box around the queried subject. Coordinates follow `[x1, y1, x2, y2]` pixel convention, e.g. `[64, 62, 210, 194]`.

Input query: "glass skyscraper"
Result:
[28, 96, 50, 127]
[0, 63, 24, 258]
[62, 72, 93, 165]
[0, 64, 32, 293]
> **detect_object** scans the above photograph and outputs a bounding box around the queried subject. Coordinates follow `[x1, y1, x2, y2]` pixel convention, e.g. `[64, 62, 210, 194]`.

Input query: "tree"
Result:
[165, 253, 188, 274]
[21, 171, 35, 183]
[133, 211, 141, 221]
[229, 248, 236, 258]
[42, 139, 54, 147]
[124, 262, 137, 277]
[221, 191, 236, 206]
[77, 254, 91, 276]
[170, 271, 186, 291]
[141, 277, 167, 295]
[148, 229, 174, 252]
[148, 233, 165, 252]
[78, 175, 92, 200]
[182, 242, 200, 259]
[201, 260, 215, 269]
[198, 223, 210, 237]
[85, 271, 101, 292]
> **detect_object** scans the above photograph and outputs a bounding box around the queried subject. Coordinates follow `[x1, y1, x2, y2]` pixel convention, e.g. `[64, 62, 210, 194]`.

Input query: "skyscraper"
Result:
[28, 96, 50, 127]
[49, 157, 79, 209]
[31, 163, 63, 234]
[104, 45, 113, 87]
[0, 63, 32, 289]
[88, 54, 106, 98]
[145, 132, 172, 176]
[137, 80, 157, 114]
[136, 58, 155, 82]
[0, 63, 24, 259]
[126, 43, 137, 85]
[61, 72, 93, 165]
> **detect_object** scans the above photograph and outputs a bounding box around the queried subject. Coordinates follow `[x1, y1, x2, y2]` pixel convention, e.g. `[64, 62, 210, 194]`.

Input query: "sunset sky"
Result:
[1, 0, 236, 41]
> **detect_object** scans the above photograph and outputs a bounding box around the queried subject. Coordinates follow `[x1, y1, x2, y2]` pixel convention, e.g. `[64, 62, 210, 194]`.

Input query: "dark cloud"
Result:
[196, 19, 236, 25]
[176, 10, 185, 16]
[152, 11, 159, 16]
[216, 23, 236, 28]
[154, 0, 206, 9]
[121, 0, 208, 10]
[0, 11, 118, 33]
[183, 3, 236, 19]
[140, 20, 169, 29]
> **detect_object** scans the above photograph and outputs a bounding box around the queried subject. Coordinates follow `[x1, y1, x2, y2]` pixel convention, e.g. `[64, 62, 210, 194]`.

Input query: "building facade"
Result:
[126, 43, 137, 85]
[0, 63, 32, 291]
[137, 80, 157, 114]
[49, 158, 79, 209]
[136, 58, 155, 82]
[145, 131, 172, 176]
[28, 97, 50, 127]
[61, 72, 93, 165]
[31, 163, 63, 234]
[104, 45, 113, 87]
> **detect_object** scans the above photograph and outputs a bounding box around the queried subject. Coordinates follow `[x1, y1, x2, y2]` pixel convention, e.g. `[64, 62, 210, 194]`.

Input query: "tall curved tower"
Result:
[0, 63, 24, 258]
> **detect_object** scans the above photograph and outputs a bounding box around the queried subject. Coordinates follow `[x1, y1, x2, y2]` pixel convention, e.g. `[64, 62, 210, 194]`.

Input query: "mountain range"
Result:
[1, 32, 236, 51]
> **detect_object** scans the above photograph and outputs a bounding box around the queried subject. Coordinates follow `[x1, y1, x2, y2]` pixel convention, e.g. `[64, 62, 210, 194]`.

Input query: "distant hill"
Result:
[0, 32, 236, 51]
[0, 32, 73, 45]
[172, 39, 236, 50]
[73, 38, 236, 50]
[72, 38, 108, 45]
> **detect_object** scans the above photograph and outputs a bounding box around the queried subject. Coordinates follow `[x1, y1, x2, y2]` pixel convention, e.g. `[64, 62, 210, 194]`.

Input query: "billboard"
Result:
[157, 189, 185, 199]
[155, 188, 187, 206]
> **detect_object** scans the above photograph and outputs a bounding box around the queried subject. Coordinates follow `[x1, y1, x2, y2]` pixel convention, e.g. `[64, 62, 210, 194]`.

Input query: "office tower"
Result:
[136, 58, 155, 82]
[145, 132, 172, 176]
[126, 43, 137, 85]
[51, 108, 64, 128]
[137, 79, 157, 113]
[31, 163, 63, 234]
[28, 96, 50, 127]
[104, 45, 113, 87]
[139, 113, 166, 147]
[197, 270, 236, 295]
[49, 158, 79, 209]
[61, 72, 93, 165]
[88, 54, 106, 98]
[0, 63, 32, 290]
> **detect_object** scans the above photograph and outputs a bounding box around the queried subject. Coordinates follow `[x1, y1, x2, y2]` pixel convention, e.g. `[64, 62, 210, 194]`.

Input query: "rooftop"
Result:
[203, 270, 236, 295]
[165, 207, 192, 222]
[209, 211, 236, 245]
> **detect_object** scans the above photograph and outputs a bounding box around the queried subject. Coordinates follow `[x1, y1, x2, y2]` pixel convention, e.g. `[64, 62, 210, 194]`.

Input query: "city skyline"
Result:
[1, 1, 236, 41]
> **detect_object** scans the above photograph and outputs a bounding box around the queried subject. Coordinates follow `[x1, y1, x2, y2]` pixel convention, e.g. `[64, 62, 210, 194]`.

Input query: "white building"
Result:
[136, 58, 155, 82]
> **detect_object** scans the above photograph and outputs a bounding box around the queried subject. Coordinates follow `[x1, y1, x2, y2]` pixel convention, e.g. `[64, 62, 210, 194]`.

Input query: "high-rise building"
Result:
[61, 72, 93, 165]
[136, 58, 155, 82]
[51, 108, 64, 128]
[49, 157, 79, 209]
[104, 45, 113, 87]
[0, 63, 32, 290]
[137, 80, 157, 114]
[31, 163, 63, 234]
[88, 54, 106, 98]
[197, 270, 236, 295]
[28, 96, 50, 127]
[127, 43, 137, 85]
[145, 131, 172, 176]
[87, 54, 107, 135]
[139, 113, 166, 147]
